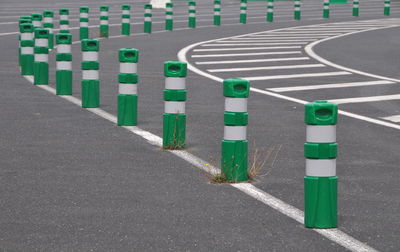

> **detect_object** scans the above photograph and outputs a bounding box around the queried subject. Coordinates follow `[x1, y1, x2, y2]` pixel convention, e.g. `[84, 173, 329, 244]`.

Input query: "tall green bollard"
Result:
[304, 101, 338, 229]
[165, 3, 174, 31]
[266, 0, 274, 22]
[384, 0, 390, 15]
[20, 23, 34, 75]
[188, 1, 196, 28]
[118, 48, 139, 126]
[294, 0, 301, 20]
[323, 0, 330, 18]
[56, 33, 72, 95]
[43, 10, 54, 49]
[100, 5, 109, 38]
[144, 4, 152, 33]
[79, 6, 89, 40]
[59, 8, 70, 33]
[214, 0, 221, 26]
[240, 0, 247, 24]
[353, 0, 359, 17]
[31, 13, 42, 29]
[221, 78, 250, 182]
[33, 28, 49, 85]
[18, 19, 31, 67]
[163, 61, 187, 149]
[121, 4, 131, 35]
[81, 39, 100, 108]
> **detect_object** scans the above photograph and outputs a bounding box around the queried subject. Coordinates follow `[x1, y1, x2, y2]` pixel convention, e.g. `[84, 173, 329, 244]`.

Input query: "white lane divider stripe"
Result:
[250, 32, 343, 36]
[193, 46, 302, 52]
[241, 71, 351, 81]
[329, 94, 400, 104]
[192, 51, 301, 58]
[380, 115, 400, 123]
[268, 80, 396, 92]
[201, 42, 308, 47]
[218, 39, 318, 42]
[232, 36, 331, 39]
[208, 64, 325, 73]
[196, 57, 310, 65]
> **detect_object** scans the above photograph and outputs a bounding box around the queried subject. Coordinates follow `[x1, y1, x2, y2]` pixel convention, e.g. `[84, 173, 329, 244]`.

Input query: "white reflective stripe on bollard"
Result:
[60, 15, 68, 20]
[82, 70, 99, 80]
[145, 9, 152, 13]
[224, 126, 247, 141]
[215, 4, 221, 8]
[80, 13, 88, 18]
[57, 61, 72, 70]
[21, 47, 34, 54]
[119, 84, 138, 95]
[60, 25, 69, 30]
[144, 17, 151, 22]
[100, 11, 108, 16]
[165, 101, 185, 113]
[34, 54, 48, 62]
[82, 51, 98, 61]
[295, 7, 301, 11]
[166, 8, 172, 12]
[43, 17, 52, 23]
[122, 10, 130, 15]
[35, 39, 48, 47]
[189, 6, 196, 10]
[225, 98, 247, 112]
[21, 33, 33, 40]
[215, 12, 220, 15]
[80, 22, 88, 27]
[189, 13, 196, 17]
[165, 78, 185, 89]
[306, 125, 336, 143]
[57, 44, 71, 53]
[122, 18, 130, 23]
[306, 159, 336, 177]
[32, 21, 41, 27]
[166, 15, 172, 19]
[120, 63, 137, 74]
[240, 10, 246, 14]
[100, 20, 108, 25]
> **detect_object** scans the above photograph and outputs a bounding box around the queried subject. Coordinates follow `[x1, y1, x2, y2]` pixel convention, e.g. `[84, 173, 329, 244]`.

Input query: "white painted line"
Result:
[193, 46, 302, 52]
[380, 115, 400, 123]
[192, 51, 301, 58]
[196, 57, 310, 65]
[268, 80, 396, 92]
[218, 39, 318, 43]
[250, 33, 344, 36]
[208, 64, 325, 73]
[233, 36, 330, 39]
[329, 94, 400, 104]
[201, 42, 309, 47]
[241, 71, 351, 81]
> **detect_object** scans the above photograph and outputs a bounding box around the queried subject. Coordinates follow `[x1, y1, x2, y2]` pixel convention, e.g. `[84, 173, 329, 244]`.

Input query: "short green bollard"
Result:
[56, 33, 72, 95]
[81, 39, 100, 108]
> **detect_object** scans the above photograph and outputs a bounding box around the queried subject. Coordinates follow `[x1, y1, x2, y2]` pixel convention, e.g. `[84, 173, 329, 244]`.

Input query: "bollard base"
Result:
[20, 54, 34, 75]
[80, 27, 89, 40]
[100, 25, 109, 38]
[48, 33, 54, 49]
[188, 17, 196, 28]
[304, 176, 338, 228]
[240, 14, 247, 24]
[121, 23, 130, 35]
[267, 13, 274, 22]
[144, 22, 152, 34]
[33, 62, 49, 85]
[163, 113, 186, 149]
[166, 20, 173, 31]
[221, 140, 248, 182]
[214, 16, 221, 26]
[56, 70, 73, 95]
[118, 94, 138, 126]
[82, 80, 100, 108]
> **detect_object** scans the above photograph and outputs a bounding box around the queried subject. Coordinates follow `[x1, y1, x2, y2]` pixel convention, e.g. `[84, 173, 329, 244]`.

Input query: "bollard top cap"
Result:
[164, 61, 187, 77]
[122, 4, 131, 10]
[305, 100, 338, 125]
[43, 10, 54, 17]
[19, 19, 31, 25]
[56, 33, 72, 44]
[223, 78, 250, 98]
[166, 2, 173, 7]
[241, 0, 248, 3]
[189, 1, 196, 6]
[20, 16, 32, 20]
[214, 0, 221, 4]
[59, 8, 69, 15]
[80, 6, 89, 12]
[119, 48, 139, 63]
[31, 13, 43, 21]
[19, 23, 33, 32]
[144, 3, 152, 9]
[34, 28, 49, 38]
[100, 5, 109, 11]
[81, 39, 99, 51]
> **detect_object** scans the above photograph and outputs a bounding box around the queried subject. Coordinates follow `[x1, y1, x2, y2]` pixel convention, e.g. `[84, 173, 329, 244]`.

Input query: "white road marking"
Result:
[201, 42, 309, 47]
[380, 115, 400, 123]
[218, 39, 318, 43]
[208, 64, 325, 73]
[329, 94, 400, 104]
[193, 46, 302, 52]
[192, 51, 301, 58]
[268, 80, 396, 92]
[250, 33, 344, 36]
[196, 57, 310, 65]
[233, 36, 330, 39]
[241, 71, 351, 81]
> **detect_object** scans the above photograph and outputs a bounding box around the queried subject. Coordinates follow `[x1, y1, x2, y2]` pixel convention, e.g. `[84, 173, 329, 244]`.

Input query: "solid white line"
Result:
[218, 39, 318, 43]
[380, 115, 400, 123]
[201, 42, 309, 47]
[329, 94, 400, 104]
[196, 57, 310, 65]
[241, 71, 351, 81]
[192, 51, 301, 58]
[208, 64, 325, 73]
[233, 36, 330, 39]
[250, 33, 344, 36]
[193, 46, 302, 52]
[268, 80, 396, 92]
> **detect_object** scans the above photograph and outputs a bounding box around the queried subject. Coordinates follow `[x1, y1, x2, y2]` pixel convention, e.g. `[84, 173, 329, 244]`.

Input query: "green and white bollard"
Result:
[188, 1, 196, 28]
[59, 8, 70, 33]
[165, 2, 173, 31]
[352, 0, 359, 17]
[100, 5, 109, 38]
[80, 6, 89, 40]
[163, 61, 187, 149]
[43, 10, 54, 49]
[214, 0, 221, 26]
[33, 28, 49, 85]
[240, 0, 247, 24]
[221, 78, 250, 182]
[56, 33, 72, 95]
[121, 4, 131, 35]
[384, 0, 390, 16]
[31, 13, 43, 29]
[267, 0, 274, 22]
[20, 16, 32, 21]
[294, 0, 301, 20]
[323, 0, 330, 18]
[304, 100, 338, 229]
[144, 4, 152, 34]
[81, 39, 100, 108]
[18, 18, 31, 67]
[19, 23, 34, 75]
[118, 48, 139, 126]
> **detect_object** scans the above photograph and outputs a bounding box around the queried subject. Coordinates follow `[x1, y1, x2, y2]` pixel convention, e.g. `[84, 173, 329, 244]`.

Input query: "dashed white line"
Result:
[195, 57, 310, 65]
[192, 51, 301, 58]
[241, 71, 351, 81]
[201, 42, 309, 47]
[193, 46, 302, 52]
[208, 64, 325, 73]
